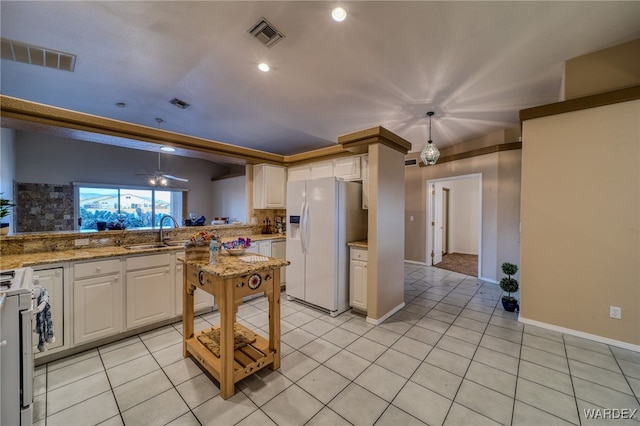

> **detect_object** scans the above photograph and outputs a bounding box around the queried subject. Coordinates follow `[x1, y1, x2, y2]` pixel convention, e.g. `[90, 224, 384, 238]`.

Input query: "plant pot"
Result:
[0, 222, 9, 236]
[501, 297, 519, 312]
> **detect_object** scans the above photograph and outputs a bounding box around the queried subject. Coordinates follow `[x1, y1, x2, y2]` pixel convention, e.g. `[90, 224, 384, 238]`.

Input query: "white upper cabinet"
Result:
[334, 157, 361, 181]
[253, 164, 286, 209]
[287, 155, 363, 182]
[310, 161, 334, 180]
[287, 165, 311, 182]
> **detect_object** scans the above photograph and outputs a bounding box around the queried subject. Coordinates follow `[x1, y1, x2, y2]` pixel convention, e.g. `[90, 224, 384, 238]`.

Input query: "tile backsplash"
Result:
[15, 182, 74, 232]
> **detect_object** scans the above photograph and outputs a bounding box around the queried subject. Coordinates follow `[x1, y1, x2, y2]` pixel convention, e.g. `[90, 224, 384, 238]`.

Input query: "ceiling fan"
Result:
[139, 152, 189, 186]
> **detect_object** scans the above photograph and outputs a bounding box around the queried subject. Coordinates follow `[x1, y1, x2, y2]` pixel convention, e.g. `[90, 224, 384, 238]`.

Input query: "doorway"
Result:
[426, 174, 482, 277]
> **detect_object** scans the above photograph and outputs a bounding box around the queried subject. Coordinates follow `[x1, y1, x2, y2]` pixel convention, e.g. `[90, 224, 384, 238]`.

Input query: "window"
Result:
[77, 186, 183, 230]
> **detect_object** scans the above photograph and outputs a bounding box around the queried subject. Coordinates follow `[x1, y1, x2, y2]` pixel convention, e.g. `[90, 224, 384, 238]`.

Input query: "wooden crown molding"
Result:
[520, 85, 640, 121]
[0, 95, 284, 165]
[338, 126, 412, 155]
[417, 141, 522, 167]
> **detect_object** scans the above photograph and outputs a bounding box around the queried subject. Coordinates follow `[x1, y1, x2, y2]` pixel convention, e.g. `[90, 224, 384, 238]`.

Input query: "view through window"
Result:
[78, 186, 182, 230]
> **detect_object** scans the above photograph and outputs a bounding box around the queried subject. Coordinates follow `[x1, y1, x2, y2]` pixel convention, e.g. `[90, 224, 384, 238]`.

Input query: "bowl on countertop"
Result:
[225, 247, 247, 256]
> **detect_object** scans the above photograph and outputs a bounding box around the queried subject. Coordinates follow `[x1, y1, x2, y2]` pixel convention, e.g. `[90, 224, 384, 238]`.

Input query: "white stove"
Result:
[1, 267, 35, 426]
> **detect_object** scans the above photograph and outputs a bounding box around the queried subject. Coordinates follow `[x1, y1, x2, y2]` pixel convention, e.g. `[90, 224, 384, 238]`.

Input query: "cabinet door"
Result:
[271, 241, 286, 286]
[254, 164, 286, 208]
[125, 266, 172, 329]
[175, 257, 213, 316]
[311, 161, 334, 180]
[256, 240, 272, 257]
[73, 274, 121, 345]
[334, 157, 361, 181]
[33, 268, 64, 352]
[350, 259, 367, 311]
[288, 165, 310, 182]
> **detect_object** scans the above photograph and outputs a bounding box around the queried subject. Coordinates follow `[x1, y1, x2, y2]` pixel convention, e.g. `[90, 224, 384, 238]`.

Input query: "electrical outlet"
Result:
[609, 306, 622, 319]
[74, 238, 89, 247]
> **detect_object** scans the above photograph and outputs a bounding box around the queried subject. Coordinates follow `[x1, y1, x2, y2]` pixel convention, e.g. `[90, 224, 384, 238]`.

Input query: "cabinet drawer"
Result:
[126, 253, 171, 271]
[350, 248, 368, 261]
[74, 258, 121, 279]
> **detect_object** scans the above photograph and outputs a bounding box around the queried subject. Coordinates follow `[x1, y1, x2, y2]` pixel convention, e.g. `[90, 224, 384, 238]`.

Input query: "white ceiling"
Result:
[1, 1, 639, 158]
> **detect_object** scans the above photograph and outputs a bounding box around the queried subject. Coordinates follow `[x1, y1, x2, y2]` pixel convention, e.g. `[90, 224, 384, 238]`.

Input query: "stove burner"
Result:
[0, 281, 10, 289]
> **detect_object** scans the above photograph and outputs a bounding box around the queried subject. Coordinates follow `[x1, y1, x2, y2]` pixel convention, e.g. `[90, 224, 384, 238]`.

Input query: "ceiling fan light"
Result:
[160, 177, 168, 186]
[420, 141, 440, 165]
[149, 177, 157, 186]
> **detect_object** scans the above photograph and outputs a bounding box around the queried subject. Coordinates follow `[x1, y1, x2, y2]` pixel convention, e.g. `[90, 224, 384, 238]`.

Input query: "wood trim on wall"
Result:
[520, 85, 640, 121]
[418, 141, 522, 167]
[0, 95, 284, 165]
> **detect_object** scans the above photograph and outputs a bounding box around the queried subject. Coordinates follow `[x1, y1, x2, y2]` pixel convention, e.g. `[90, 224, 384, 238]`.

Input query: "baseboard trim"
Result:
[366, 302, 406, 325]
[480, 276, 498, 284]
[404, 259, 427, 265]
[518, 316, 640, 352]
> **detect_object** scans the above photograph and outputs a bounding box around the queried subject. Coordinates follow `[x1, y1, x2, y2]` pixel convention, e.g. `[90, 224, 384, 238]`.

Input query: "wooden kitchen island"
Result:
[181, 253, 289, 399]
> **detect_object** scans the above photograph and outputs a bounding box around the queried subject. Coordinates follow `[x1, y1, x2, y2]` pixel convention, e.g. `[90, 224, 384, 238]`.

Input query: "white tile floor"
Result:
[34, 263, 640, 425]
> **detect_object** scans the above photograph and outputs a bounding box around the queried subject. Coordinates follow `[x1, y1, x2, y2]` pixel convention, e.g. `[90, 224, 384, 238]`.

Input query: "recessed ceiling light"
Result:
[332, 7, 347, 22]
[160, 146, 175, 152]
[258, 63, 270, 72]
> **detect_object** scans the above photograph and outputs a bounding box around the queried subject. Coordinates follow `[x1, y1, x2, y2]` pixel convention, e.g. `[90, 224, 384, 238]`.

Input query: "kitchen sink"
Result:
[164, 240, 188, 247]
[123, 244, 168, 250]
[123, 241, 188, 250]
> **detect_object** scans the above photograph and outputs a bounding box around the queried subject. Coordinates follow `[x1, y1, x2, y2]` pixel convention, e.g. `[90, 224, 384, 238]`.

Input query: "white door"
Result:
[305, 177, 338, 311]
[286, 180, 306, 300]
[432, 183, 444, 265]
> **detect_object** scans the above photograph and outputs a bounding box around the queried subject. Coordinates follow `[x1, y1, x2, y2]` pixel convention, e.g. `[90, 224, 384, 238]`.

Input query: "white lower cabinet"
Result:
[72, 258, 122, 345]
[125, 253, 172, 329]
[33, 267, 65, 353]
[349, 247, 368, 312]
[174, 251, 213, 316]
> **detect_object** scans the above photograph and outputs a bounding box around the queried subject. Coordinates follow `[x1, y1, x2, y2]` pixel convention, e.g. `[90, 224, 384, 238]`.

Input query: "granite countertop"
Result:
[0, 234, 286, 270]
[347, 240, 368, 248]
[182, 254, 290, 279]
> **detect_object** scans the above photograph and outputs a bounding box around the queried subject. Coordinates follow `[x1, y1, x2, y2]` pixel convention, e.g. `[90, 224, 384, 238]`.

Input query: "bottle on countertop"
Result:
[209, 237, 219, 265]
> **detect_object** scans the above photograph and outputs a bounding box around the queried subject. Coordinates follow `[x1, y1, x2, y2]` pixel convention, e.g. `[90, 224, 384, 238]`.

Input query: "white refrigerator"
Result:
[286, 177, 367, 316]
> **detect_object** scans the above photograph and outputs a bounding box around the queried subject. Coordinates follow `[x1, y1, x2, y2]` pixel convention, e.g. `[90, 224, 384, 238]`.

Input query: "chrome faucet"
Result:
[159, 215, 179, 244]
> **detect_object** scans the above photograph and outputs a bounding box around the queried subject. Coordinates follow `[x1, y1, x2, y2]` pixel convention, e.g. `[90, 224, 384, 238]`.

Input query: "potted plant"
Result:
[499, 262, 519, 312]
[0, 194, 16, 236]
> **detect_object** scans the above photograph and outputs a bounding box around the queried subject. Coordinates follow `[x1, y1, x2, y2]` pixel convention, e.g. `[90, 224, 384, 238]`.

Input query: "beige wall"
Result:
[564, 39, 640, 100]
[404, 137, 522, 282]
[520, 100, 639, 345]
[368, 143, 406, 321]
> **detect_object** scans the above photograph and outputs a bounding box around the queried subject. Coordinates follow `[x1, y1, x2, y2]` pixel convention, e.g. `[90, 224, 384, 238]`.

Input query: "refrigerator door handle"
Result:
[304, 201, 310, 254]
[300, 201, 308, 254]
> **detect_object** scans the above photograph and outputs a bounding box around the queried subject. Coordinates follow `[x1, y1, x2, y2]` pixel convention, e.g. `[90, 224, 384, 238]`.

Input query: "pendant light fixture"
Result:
[420, 111, 440, 165]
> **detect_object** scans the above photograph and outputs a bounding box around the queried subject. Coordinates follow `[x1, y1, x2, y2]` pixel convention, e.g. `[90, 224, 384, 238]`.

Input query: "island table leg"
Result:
[269, 268, 281, 370]
[219, 277, 235, 399]
[183, 267, 195, 358]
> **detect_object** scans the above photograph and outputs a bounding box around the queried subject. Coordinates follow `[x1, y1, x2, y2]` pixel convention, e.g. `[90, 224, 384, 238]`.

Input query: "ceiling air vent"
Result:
[170, 97, 191, 110]
[405, 159, 418, 167]
[1, 38, 76, 72]
[248, 18, 285, 48]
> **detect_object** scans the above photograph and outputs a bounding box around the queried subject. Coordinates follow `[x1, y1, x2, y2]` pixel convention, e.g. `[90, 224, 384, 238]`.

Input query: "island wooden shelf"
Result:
[181, 254, 289, 399]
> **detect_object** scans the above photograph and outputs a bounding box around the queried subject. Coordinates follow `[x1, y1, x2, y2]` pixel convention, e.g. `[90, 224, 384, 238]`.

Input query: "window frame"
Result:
[73, 182, 187, 231]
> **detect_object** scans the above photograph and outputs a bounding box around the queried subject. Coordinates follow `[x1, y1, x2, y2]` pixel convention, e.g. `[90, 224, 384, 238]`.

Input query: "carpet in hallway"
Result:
[434, 253, 478, 276]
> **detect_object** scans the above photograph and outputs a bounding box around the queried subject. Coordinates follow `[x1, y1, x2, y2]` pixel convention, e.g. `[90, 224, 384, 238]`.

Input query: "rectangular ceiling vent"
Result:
[170, 97, 192, 110]
[1, 38, 76, 72]
[405, 158, 418, 167]
[248, 18, 285, 48]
